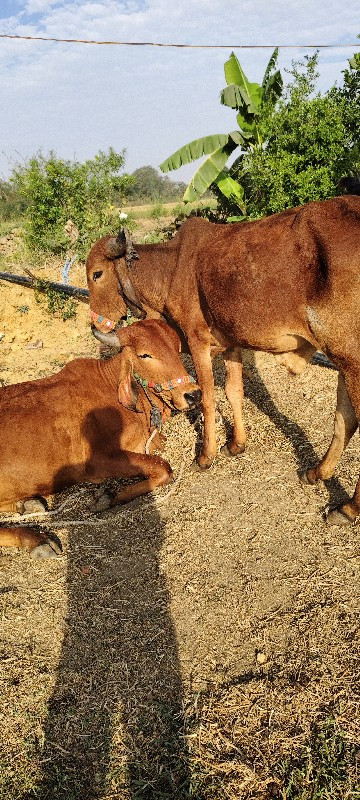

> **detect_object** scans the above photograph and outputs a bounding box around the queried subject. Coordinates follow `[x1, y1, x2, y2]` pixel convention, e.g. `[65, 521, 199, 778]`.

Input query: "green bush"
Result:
[11, 148, 134, 258]
[229, 51, 360, 218]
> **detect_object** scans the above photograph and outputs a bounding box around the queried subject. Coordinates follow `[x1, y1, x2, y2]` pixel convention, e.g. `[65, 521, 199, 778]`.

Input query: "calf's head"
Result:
[86, 228, 145, 333]
[115, 319, 201, 412]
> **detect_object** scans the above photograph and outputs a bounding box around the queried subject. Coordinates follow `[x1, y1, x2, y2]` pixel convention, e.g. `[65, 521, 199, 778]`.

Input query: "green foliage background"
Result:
[1, 45, 359, 255]
[222, 50, 360, 218]
[11, 147, 133, 258]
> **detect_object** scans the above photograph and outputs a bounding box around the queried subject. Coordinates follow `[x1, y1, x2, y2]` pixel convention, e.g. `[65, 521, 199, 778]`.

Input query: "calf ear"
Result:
[118, 348, 139, 410]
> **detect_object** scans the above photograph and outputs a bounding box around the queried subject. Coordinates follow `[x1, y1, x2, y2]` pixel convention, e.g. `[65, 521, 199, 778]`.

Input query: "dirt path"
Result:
[1, 279, 360, 798]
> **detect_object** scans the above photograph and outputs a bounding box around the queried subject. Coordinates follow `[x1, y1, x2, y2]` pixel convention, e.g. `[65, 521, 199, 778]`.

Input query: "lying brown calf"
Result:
[0, 319, 201, 558]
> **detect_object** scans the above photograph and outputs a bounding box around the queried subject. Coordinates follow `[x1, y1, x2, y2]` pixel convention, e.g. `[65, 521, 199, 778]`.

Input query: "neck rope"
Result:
[133, 371, 196, 431]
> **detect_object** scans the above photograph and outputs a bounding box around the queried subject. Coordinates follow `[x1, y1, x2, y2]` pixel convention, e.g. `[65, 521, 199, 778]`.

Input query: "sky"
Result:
[0, 0, 359, 185]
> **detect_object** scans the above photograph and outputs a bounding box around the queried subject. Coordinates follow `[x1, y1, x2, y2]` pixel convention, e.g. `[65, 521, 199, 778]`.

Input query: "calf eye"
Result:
[138, 353, 152, 359]
[93, 270, 103, 282]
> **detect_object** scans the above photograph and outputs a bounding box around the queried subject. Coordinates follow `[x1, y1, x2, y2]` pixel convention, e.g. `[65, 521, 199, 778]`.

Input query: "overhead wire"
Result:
[0, 33, 359, 48]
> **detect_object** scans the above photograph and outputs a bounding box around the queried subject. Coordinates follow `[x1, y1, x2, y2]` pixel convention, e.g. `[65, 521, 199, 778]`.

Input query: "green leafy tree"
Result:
[0, 179, 26, 221]
[237, 51, 360, 217]
[126, 165, 186, 201]
[160, 49, 283, 211]
[12, 148, 133, 257]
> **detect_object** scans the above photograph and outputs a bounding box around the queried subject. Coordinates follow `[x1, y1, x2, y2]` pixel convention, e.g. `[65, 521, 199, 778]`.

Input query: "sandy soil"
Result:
[0, 255, 360, 799]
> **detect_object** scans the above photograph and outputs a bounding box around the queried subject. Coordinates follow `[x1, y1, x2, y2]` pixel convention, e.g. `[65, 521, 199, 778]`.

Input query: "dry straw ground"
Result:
[0, 219, 360, 799]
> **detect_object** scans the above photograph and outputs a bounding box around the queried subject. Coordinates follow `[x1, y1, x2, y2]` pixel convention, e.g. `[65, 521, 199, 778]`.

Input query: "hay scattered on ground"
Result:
[1, 277, 360, 798]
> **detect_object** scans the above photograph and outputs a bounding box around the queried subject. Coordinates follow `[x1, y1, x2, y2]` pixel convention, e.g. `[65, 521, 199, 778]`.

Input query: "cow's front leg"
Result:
[222, 347, 246, 456]
[188, 329, 217, 469]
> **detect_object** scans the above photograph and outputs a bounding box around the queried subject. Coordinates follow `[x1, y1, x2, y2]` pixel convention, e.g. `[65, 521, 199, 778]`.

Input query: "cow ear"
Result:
[118, 347, 139, 410]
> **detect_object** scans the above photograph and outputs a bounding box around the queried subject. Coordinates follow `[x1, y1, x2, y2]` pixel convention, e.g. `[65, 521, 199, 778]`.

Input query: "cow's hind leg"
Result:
[302, 372, 358, 493]
[318, 365, 360, 525]
[221, 347, 246, 456]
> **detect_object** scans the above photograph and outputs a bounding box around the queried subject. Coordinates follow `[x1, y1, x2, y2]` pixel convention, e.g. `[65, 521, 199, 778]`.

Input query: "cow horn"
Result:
[104, 227, 138, 261]
[91, 326, 122, 348]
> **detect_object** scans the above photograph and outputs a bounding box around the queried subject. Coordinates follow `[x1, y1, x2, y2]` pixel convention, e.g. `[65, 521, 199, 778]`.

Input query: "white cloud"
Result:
[0, 0, 358, 180]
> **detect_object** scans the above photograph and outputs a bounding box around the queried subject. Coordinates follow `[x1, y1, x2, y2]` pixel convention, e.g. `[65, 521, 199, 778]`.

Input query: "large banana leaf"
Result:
[214, 171, 246, 212]
[220, 83, 262, 115]
[223, 52, 262, 113]
[182, 142, 238, 202]
[261, 48, 283, 106]
[262, 70, 283, 105]
[160, 134, 230, 173]
[160, 131, 244, 173]
[261, 48, 279, 89]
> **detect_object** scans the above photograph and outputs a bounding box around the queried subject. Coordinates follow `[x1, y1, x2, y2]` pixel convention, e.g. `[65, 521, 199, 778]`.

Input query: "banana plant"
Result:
[160, 49, 283, 213]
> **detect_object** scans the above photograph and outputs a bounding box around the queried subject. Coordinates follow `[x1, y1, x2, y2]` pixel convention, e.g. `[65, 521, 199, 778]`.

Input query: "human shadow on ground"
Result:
[39, 408, 190, 799]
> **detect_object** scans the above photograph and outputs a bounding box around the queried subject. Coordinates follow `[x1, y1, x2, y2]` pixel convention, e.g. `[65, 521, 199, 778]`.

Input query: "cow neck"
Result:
[97, 356, 122, 399]
[97, 356, 166, 431]
[127, 242, 177, 315]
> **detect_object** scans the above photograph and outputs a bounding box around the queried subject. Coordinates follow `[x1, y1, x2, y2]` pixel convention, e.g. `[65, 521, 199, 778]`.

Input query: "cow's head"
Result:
[86, 228, 145, 339]
[114, 319, 201, 412]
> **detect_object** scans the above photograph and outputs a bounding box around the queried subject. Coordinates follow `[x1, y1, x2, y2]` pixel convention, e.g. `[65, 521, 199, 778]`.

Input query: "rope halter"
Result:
[133, 371, 196, 431]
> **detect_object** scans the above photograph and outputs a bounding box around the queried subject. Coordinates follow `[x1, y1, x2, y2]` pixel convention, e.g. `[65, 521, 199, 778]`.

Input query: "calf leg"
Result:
[222, 347, 246, 456]
[0, 526, 62, 558]
[85, 451, 174, 506]
[302, 372, 357, 488]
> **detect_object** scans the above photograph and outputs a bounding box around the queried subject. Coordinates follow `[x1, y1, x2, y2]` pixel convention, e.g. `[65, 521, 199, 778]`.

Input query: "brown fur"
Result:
[0, 319, 201, 556]
[87, 196, 360, 523]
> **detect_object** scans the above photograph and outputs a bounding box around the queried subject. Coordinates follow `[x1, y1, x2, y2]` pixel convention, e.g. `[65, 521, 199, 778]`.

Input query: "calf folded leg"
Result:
[0, 525, 62, 558]
[85, 451, 174, 505]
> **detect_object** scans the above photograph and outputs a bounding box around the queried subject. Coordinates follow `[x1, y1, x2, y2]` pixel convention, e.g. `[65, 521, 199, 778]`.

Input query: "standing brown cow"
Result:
[86, 195, 360, 525]
[0, 319, 201, 557]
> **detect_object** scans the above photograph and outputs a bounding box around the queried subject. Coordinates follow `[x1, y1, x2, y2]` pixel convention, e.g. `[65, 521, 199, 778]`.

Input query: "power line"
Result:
[0, 33, 359, 48]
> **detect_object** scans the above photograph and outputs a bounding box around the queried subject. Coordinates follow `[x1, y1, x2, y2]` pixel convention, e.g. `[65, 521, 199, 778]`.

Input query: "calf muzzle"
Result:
[184, 388, 202, 408]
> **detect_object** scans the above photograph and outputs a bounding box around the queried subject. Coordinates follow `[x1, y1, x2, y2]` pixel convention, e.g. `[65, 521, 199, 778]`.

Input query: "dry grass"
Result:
[1, 229, 360, 798]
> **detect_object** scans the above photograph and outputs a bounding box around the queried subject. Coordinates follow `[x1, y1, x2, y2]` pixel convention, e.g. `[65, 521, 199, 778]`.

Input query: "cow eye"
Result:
[93, 270, 103, 282]
[138, 353, 152, 359]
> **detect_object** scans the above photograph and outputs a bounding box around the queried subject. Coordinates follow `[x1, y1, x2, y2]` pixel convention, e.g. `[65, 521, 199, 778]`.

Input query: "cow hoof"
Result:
[31, 537, 63, 559]
[326, 506, 355, 526]
[220, 442, 246, 457]
[299, 468, 318, 486]
[191, 457, 214, 472]
[92, 490, 112, 513]
[21, 497, 48, 514]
